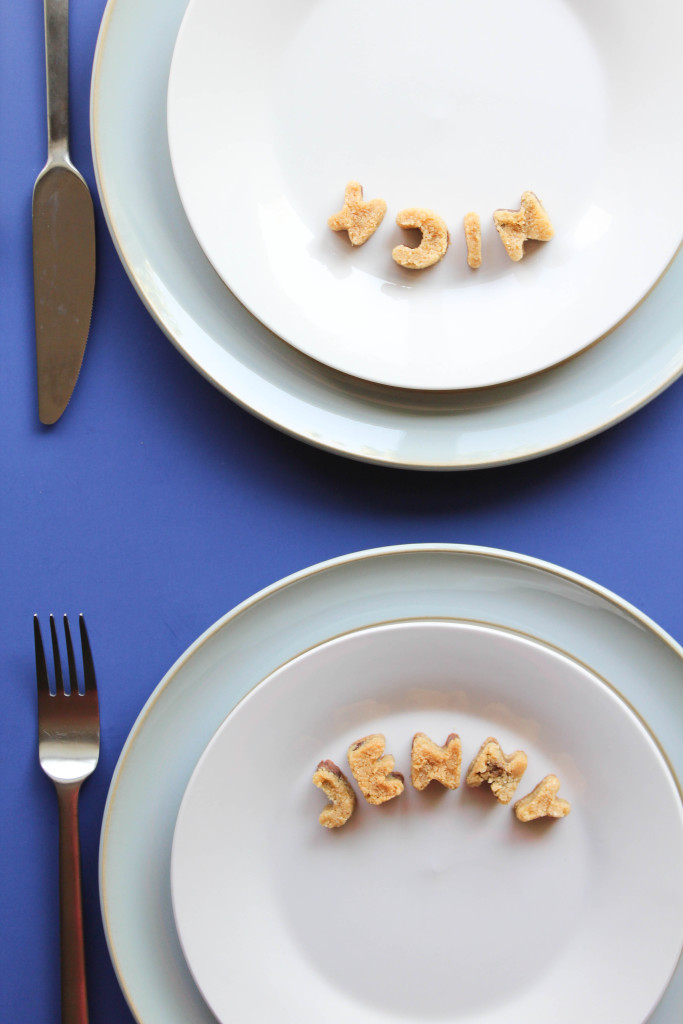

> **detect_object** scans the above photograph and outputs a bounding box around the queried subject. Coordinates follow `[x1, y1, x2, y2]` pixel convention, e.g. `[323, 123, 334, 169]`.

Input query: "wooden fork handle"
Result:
[57, 782, 89, 1024]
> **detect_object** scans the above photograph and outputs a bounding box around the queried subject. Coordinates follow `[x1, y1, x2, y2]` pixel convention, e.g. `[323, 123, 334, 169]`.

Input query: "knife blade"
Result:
[33, 0, 95, 426]
[33, 163, 95, 425]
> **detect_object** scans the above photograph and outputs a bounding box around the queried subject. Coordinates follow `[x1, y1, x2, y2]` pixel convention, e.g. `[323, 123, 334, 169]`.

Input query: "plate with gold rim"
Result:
[171, 618, 683, 1024]
[167, 0, 683, 390]
[99, 545, 683, 1023]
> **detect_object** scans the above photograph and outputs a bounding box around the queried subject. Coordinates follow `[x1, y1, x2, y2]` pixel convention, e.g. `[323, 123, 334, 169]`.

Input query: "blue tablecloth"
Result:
[3, 2, 683, 1022]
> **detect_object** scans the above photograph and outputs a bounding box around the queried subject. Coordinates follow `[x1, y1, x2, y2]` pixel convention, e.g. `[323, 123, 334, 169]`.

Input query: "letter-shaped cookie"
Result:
[347, 734, 404, 805]
[466, 736, 527, 804]
[328, 181, 387, 246]
[493, 191, 554, 261]
[392, 208, 449, 269]
[411, 732, 462, 790]
[463, 212, 482, 269]
[514, 774, 571, 822]
[312, 760, 357, 828]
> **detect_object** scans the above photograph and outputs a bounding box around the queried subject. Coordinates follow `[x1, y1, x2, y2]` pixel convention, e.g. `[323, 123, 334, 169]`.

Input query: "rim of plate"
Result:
[100, 543, 683, 1024]
[172, 614, 683, 806]
[90, 0, 683, 470]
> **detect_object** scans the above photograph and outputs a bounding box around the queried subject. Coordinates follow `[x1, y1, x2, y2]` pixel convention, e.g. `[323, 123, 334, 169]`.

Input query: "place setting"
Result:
[101, 544, 683, 1024]
[92, 0, 683, 468]
[14, 1, 683, 1023]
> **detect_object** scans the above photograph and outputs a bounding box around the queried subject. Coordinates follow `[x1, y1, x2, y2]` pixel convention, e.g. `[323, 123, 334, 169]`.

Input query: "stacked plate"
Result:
[93, 2, 683, 1020]
[100, 543, 683, 1024]
[92, 0, 683, 470]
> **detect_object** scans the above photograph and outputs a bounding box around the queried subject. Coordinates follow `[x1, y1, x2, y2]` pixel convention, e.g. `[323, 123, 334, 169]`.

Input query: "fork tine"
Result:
[79, 615, 97, 694]
[63, 615, 78, 695]
[34, 615, 51, 696]
[49, 614, 64, 693]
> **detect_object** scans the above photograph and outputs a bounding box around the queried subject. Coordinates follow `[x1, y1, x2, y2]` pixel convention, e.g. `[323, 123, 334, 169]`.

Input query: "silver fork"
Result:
[35, 614, 100, 1024]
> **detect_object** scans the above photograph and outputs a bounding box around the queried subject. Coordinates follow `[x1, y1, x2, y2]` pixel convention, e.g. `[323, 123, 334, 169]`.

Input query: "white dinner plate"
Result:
[92, 0, 683, 468]
[172, 619, 683, 1024]
[99, 545, 683, 1024]
[167, 0, 683, 390]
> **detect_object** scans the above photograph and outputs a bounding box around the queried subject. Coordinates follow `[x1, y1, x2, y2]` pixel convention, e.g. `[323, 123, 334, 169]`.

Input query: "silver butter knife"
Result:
[33, 0, 95, 425]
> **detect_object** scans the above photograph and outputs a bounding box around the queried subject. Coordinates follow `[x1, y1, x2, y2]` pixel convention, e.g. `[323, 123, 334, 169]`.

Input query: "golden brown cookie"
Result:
[392, 208, 449, 269]
[411, 732, 462, 790]
[493, 191, 554, 261]
[514, 774, 571, 822]
[463, 212, 482, 269]
[347, 734, 404, 805]
[327, 181, 387, 245]
[312, 759, 357, 828]
[465, 736, 528, 804]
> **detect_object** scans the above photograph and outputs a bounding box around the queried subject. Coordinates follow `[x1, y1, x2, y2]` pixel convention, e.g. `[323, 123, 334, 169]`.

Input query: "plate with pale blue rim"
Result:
[99, 544, 683, 1023]
[91, 0, 683, 469]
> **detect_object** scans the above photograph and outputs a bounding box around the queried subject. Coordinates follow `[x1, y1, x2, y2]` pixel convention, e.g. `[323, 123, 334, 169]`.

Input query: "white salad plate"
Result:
[172, 619, 683, 1024]
[168, 0, 682, 391]
[92, 0, 683, 469]
[99, 544, 683, 1024]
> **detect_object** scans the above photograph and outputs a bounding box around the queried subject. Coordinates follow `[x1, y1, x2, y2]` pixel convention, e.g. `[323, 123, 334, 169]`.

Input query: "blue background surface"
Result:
[2, 1, 683, 1021]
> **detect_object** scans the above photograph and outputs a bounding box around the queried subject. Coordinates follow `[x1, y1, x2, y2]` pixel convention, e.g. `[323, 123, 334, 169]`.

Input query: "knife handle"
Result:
[43, 0, 70, 161]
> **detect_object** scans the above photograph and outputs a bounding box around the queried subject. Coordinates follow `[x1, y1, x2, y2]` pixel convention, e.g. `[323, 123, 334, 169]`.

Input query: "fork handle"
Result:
[57, 782, 89, 1024]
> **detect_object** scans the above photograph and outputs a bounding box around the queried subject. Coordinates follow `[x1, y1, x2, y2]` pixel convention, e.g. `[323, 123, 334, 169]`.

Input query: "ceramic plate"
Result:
[167, 0, 683, 390]
[99, 545, 683, 1023]
[93, 0, 683, 468]
[172, 620, 683, 1024]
